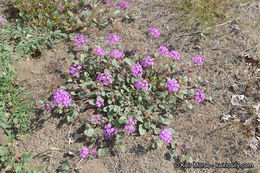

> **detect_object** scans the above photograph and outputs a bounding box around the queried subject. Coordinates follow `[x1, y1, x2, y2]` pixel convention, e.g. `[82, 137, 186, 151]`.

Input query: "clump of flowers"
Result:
[0, 17, 5, 24]
[166, 78, 179, 92]
[190, 55, 204, 66]
[109, 50, 125, 59]
[132, 63, 143, 77]
[96, 96, 104, 108]
[158, 46, 169, 55]
[68, 64, 82, 77]
[118, 1, 130, 8]
[107, 34, 122, 44]
[88, 114, 101, 124]
[94, 47, 106, 58]
[149, 27, 160, 37]
[124, 117, 137, 135]
[159, 129, 172, 144]
[168, 50, 180, 60]
[97, 72, 113, 86]
[74, 34, 88, 48]
[80, 146, 89, 159]
[195, 89, 205, 103]
[45, 104, 50, 111]
[134, 79, 149, 91]
[103, 123, 118, 139]
[57, 3, 64, 11]
[141, 56, 154, 67]
[52, 89, 72, 107]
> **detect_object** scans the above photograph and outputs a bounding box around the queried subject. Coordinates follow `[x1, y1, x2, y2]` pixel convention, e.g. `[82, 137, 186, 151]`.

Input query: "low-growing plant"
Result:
[12, 0, 140, 33]
[0, 135, 44, 173]
[43, 27, 212, 171]
[159, 0, 234, 31]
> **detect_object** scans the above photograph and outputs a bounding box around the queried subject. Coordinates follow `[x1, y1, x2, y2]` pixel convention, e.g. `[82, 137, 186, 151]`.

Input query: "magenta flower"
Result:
[109, 50, 125, 59]
[158, 46, 169, 55]
[91, 148, 97, 157]
[195, 89, 205, 103]
[0, 17, 5, 24]
[74, 34, 88, 48]
[45, 104, 50, 111]
[141, 56, 154, 67]
[134, 79, 149, 91]
[118, 1, 130, 8]
[68, 64, 82, 77]
[80, 146, 89, 159]
[124, 117, 137, 135]
[168, 50, 180, 60]
[57, 3, 64, 11]
[88, 114, 101, 124]
[107, 34, 122, 44]
[159, 129, 172, 144]
[132, 63, 143, 77]
[96, 96, 104, 108]
[52, 89, 72, 107]
[166, 78, 179, 92]
[97, 72, 113, 86]
[149, 27, 160, 37]
[103, 123, 118, 139]
[94, 48, 106, 58]
[190, 55, 204, 66]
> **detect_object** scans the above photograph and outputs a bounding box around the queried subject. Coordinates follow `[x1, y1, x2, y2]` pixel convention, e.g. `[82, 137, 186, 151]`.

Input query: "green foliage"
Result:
[163, 0, 235, 30]
[11, 0, 138, 33]
[0, 136, 44, 173]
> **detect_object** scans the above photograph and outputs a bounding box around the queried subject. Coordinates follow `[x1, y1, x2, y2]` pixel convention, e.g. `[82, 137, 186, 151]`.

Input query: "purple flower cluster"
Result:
[118, 1, 130, 8]
[149, 27, 160, 37]
[166, 78, 179, 92]
[68, 64, 82, 77]
[134, 79, 149, 91]
[45, 104, 50, 111]
[58, 3, 64, 11]
[159, 129, 172, 144]
[96, 96, 104, 107]
[74, 34, 88, 48]
[88, 114, 101, 124]
[97, 72, 113, 86]
[94, 47, 106, 58]
[132, 63, 143, 77]
[168, 50, 180, 60]
[80, 146, 89, 159]
[124, 117, 137, 135]
[190, 55, 204, 66]
[157, 46, 181, 60]
[158, 46, 169, 55]
[195, 89, 205, 103]
[141, 56, 154, 67]
[52, 89, 72, 107]
[103, 123, 118, 139]
[107, 34, 122, 44]
[109, 50, 125, 59]
[0, 17, 5, 24]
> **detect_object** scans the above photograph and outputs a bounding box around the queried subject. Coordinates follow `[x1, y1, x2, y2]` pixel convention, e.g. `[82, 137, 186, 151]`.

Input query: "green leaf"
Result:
[89, 99, 96, 105]
[21, 152, 32, 163]
[114, 10, 121, 16]
[136, 116, 144, 122]
[98, 148, 110, 157]
[0, 146, 8, 156]
[156, 140, 163, 148]
[119, 144, 125, 153]
[84, 128, 94, 137]
[144, 123, 151, 129]
[170, 150, 178, 159]
[138, 124, 146, 136]
[61, 163, 70, 170]
[154, 128, 161, 135]
[185, 100, 193, 109]
[123, 58, 133, 66]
